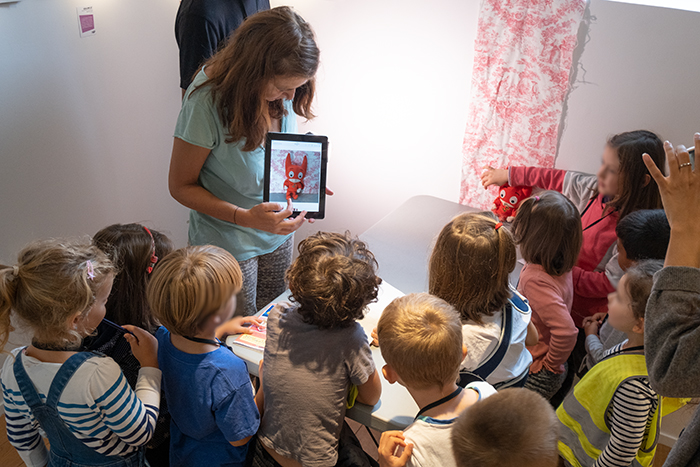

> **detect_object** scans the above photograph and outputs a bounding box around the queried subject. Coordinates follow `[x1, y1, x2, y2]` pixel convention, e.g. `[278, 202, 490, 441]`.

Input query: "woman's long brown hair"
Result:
[193, 6, 319, 151]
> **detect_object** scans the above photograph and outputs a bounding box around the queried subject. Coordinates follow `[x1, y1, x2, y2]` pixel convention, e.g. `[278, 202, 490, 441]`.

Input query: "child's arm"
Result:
[214, 362, 260, 449]
[378, 431, 413, 467]
[215, 316, 263, 340]
[92, 359, 161, 447]
[593, 379, 656, 467]
[525, 321, 539, 347]
[356, 368, 382, 406]
[2, 377, 49, 467]
[583, 314, 605, 368]
[520, 277, 577, 373]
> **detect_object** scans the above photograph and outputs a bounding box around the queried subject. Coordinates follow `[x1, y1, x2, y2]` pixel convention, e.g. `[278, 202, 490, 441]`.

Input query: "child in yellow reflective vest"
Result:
[557, 261, 662, 467]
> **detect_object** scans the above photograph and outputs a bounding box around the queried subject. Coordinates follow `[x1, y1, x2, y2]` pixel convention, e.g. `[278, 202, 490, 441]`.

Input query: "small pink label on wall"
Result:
[76, 6, 95, 38]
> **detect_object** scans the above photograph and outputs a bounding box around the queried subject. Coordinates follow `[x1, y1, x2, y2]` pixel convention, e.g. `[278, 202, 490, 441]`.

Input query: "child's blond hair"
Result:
[0, 239, 114, 350]
[147, 245, 242, 336]
[451, 388, 559, 467]
[429, 212, 516, 324]
[377, 293, 462, 390]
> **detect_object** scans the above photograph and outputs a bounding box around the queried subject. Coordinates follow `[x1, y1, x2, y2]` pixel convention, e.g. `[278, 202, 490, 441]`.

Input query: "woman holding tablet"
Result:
[168, 6, 319, 316]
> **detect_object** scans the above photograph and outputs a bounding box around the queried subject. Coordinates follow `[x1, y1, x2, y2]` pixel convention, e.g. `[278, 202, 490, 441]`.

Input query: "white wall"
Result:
[2, 0, 697, 260]
[275, 0, 481, 240]
[0, 0, 188, 264]
[554, 0, 700, 173]
[280, 0, 700, 241]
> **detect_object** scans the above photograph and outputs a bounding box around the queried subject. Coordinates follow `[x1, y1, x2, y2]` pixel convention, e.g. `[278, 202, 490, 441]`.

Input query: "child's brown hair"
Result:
[377, 293, 462, 390]
[93, 223, 174, 332]
[147, 245, 242, 337]
[451, 388, 559, 467]
[624, 260, 664, 320]
[512, 191, 583, 276]
[429, 212, 515, 324]
[286, 231, 380, 329]
[0, 239, 114, 350]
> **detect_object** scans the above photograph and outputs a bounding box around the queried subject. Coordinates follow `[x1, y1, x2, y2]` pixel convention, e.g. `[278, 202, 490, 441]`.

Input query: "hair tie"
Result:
[12, 265, 19, 277]
[143, 226, 159, 274]
[494, 222, 503, 231]
[85, 260, 95, 280]
[534, 196, 540, 201]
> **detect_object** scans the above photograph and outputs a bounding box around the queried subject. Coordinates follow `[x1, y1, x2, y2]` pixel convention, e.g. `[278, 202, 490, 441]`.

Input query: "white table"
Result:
[226, 195, 523, 432]
[226, 281, 417, 432]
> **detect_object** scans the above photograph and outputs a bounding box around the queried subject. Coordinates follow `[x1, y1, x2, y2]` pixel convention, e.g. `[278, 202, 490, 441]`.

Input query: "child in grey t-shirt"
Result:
[252, 232, 382, 467]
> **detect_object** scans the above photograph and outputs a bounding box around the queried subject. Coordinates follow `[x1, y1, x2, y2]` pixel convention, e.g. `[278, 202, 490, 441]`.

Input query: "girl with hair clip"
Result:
[511, 191, 583, 401]
[481, 130, 664, 326]
[0, 240, 160, 467]
[428, 212, 539, 389]
[169, 6, 329, 317]
[87, 223, 175, 466]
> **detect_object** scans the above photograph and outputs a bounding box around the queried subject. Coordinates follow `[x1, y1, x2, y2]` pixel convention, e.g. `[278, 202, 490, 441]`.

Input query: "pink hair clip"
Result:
[534, 196, 540, 201]
[85, 260, 95, 280]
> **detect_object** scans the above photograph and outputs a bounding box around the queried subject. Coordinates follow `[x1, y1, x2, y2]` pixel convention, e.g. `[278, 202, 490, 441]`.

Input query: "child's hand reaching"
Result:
[371, 327, 379, 347]
[215, 316, 263, 340]
[582, 315, 602, 337]
[480, 166, 509, 188]
[378, 431, 413, 467]
[123, 325, 159, 369]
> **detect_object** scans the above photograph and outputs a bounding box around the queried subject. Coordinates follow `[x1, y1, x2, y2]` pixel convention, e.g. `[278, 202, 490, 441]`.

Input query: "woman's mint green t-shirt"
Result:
[174, 68, 296, 261]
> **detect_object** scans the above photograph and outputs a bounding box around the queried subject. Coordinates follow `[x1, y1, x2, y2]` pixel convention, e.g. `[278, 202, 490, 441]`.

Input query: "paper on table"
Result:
[232, 304, 274, 351]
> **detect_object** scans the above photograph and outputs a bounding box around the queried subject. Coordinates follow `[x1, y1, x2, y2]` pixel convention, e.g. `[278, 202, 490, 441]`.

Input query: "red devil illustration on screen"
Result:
[284, 153, 307, 201]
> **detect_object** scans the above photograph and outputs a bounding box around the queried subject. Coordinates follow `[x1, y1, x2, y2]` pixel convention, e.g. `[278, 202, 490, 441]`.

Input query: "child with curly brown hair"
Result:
[251, 231, 383, 467]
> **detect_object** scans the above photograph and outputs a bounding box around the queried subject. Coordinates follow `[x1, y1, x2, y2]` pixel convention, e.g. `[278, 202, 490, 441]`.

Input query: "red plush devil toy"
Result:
[283, 153, 307, 200]
[492, 183, 532, 222]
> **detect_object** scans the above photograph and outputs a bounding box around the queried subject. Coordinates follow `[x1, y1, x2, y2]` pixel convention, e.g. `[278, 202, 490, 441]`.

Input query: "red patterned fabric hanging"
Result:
[460, 0, 587, 208]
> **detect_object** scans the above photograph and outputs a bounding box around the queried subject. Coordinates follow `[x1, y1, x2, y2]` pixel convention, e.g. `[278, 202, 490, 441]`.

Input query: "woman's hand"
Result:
[238, 198, 307, 234]
[370, 327, 379, 347]
[123, 325, 159, 369]
[480, 166, 508, 188]
[378, 431, 413, 467]
[643, 134, 700, 268]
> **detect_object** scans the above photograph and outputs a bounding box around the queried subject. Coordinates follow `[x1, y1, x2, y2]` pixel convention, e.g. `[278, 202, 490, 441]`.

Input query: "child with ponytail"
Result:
[1, 239, 160, 467]
[429, 212, 538, 389]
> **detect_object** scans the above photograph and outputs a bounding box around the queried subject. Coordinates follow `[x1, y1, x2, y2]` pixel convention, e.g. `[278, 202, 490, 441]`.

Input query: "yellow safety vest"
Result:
[557, 352, 659, 467]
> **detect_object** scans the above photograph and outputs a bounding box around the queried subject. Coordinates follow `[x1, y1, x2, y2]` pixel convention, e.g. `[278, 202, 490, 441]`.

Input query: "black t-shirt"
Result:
[175, 0, 270, 90]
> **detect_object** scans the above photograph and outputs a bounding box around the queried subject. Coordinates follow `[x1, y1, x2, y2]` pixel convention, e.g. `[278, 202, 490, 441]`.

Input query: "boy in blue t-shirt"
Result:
[148, 245, 262, 467]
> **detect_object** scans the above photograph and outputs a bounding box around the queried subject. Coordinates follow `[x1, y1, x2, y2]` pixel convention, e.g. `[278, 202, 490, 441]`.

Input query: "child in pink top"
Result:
[512, 191, 583, 400]
[482, 130, 664, 325]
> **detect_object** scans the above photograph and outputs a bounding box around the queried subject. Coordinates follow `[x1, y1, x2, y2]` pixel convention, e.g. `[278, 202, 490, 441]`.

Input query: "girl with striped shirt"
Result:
[0, 240, 161, 467]
[557, 261, 664, 467]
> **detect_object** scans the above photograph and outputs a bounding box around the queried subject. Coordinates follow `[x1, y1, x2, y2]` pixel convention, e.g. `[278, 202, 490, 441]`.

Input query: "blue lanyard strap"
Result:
[415, 386, 463, 420]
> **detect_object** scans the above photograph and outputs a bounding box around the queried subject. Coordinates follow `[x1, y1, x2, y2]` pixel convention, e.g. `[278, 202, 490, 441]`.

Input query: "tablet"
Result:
[264, 132, 328, 219]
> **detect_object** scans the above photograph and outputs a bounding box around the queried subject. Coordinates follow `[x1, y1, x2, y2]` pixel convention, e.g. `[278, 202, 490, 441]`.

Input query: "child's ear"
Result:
[69, 311, 82, 330]
[633, 317, 645, 334]
[382, 364, 399, 384]
[642, 174, 651, 187]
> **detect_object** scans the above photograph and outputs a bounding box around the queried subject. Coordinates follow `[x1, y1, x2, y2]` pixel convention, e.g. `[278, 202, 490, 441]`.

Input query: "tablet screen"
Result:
[268, 138, 324, 213]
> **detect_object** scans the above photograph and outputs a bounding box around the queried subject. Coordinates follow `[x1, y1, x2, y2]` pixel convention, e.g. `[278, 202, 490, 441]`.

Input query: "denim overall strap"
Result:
[13, 350, 145, 467]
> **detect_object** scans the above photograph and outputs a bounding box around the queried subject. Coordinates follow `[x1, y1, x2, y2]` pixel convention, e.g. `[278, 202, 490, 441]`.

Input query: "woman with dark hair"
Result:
[169, 6, 321, 316]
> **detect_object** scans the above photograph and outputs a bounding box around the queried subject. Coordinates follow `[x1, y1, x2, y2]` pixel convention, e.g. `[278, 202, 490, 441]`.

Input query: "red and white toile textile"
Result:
[460, 0, 587, 208]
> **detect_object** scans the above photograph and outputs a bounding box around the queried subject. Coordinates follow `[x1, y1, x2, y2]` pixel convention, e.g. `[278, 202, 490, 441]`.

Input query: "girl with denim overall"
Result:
[0, 240, 161, 467]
